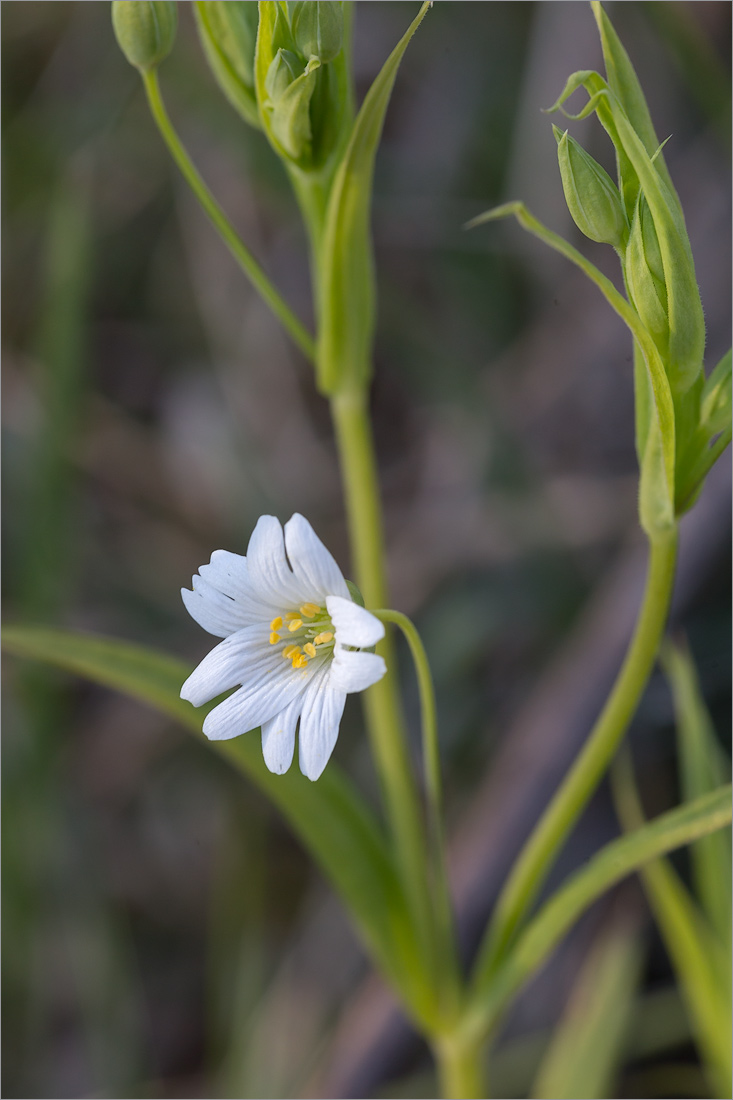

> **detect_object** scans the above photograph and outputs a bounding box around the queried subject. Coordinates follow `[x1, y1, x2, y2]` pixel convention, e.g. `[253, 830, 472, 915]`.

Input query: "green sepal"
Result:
[346, 579, 365, 607]
[291, 0, 343, 64]
[554, 125, 627, 247]
[112, 0, 177, 72]
[193, 1, 260, 128]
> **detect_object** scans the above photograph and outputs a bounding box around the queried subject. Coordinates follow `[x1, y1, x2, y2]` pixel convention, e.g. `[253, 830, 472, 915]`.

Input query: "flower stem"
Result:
[331, 390, 437, 973]
[374, 607, 460, 1010]
[473, 526, 679, 986]
[141, 68, 315, 363]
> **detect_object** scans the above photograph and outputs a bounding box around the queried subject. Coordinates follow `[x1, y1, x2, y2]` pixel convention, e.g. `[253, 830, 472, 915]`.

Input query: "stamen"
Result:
[270, 616, 283, 631]
[314, 631, 334, 646]
[304, 642, 317, 658]
[288, 618, 303, 632]
[300, 603, 320, 619]
[291, 652, 308, 669]
[284, 612, 301, 621]
[282, 644, 297, 659]
[269, 631, 281, 645]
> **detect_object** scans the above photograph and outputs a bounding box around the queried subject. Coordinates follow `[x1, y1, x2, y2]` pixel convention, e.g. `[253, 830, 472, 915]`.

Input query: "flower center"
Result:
[268, 602, 335, 669]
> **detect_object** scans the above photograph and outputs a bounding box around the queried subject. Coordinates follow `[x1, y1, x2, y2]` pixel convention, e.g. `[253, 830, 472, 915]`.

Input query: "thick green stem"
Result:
[473, 527, 679, 986]
[141, 69, 315, 362]
[331, 390, 436, 968]
[434, 1032, 486, 1100]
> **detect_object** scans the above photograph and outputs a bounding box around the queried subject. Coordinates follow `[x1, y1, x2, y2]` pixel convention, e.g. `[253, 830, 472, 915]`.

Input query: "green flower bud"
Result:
[290, 1, 343, 64]
[194, 2, 260, 127]
[555, 127, 627, 247]
[112, 1, 177, 72]
[625, 194, 669, 352]
[264, 49, 319, 162]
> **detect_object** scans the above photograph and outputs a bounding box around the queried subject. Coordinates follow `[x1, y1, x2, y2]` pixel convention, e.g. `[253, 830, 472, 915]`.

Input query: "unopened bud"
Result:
[555, 127, 627, 247]
[194, 2, 260, 126]
[291, 1, 343, 64]
[112, 1, 177, 72]
[264, 49, 319, 161]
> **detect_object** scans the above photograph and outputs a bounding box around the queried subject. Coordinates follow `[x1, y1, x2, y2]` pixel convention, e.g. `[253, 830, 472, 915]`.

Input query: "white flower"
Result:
[180, 513, 386, 780]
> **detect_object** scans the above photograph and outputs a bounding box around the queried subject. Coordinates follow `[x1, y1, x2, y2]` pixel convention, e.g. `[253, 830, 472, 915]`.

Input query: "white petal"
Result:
[261, 697, 300, 774]
[199, 550, 276, 619]
[180, 623, 274, 707]
[182, 575, 252, 638]
[329, 648, 386, 694]
[246, 515, 307, 607]
[285, 514, 350, 602]
[298, 664, 346, 781]
[326, 595, 384, 648]
[202, 657, 314, 741]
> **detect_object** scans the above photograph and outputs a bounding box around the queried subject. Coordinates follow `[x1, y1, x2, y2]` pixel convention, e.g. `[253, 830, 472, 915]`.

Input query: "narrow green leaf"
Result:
[530, 922, 643, 1099]
[469, 201, 676, 535]
[3, 625, 436, 1026]
[465, 785, 732, 1044]
[662, 640, 732, 943]
[612, 753, 731, 1098]
[316, 0, 432, 395]
[590, 0, 678, 213]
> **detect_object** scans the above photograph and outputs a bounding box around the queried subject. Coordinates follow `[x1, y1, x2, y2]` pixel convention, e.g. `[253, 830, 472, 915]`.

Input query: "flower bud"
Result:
[112, 1, 177, 72]
[290, 1, 343, 64]
[555, 127, 627, 247]
[625, 194, 669, 352]
[264, 49, 319, 161]
[194, 2, 260, 127]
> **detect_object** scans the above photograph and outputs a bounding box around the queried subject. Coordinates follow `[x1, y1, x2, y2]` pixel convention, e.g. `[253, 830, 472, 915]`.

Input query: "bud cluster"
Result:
[547, 1, 728, 530]
[259, 1, 345, 167]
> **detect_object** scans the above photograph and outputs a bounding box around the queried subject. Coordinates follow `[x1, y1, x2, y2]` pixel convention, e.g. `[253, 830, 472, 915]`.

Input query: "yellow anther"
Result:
[291, 652, 308, 669]
[270, 616, 283, 631]
[304, 642, 317, 658]
[269, 631, 281, 645]
[282, 644, 297, 659]
[288, 618, 303, 632]
[300, 603, 320, 619]
[284, 612, 300, 621]
[314, 631, 334, 646]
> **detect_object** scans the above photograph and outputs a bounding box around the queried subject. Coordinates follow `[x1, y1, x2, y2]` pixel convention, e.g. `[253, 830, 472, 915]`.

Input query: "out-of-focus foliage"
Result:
[2, 3, 730, 1097]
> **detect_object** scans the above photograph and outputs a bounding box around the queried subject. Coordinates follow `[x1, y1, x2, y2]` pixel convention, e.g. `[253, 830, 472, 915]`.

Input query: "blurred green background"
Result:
[2, 3, 730, 1097]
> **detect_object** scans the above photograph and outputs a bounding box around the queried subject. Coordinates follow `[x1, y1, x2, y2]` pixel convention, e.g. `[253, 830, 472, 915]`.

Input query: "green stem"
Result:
[434, 1032, 486, 1100]
[473, 526, 679, 986]
[141, 68, 315, 363]
[374, 607, 460, 1013]
[330, 390, 436, 976]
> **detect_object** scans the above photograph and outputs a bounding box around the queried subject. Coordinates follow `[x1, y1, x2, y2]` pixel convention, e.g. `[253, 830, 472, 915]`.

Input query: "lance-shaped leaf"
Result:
[316, 0, 432, 396]
[2, 624, 439, 1029]
[464, 784, 732, 1045]
[590, 0, 679, 216]
[662, 640, 732, 944]
[613, 752, 731, 1099]
[530, 921, 643, 1100]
